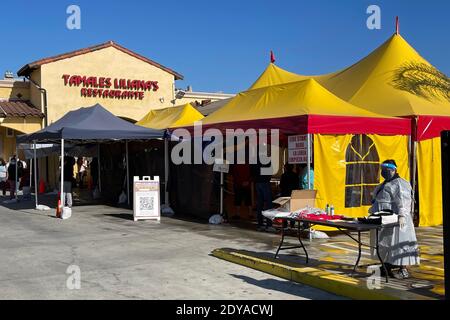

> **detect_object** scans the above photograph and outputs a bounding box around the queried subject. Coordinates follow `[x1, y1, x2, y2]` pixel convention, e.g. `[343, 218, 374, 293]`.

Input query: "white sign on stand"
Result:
[133, 176, 160, 222]
[288, 135, 308, 164]
[213, 160, 229, 173]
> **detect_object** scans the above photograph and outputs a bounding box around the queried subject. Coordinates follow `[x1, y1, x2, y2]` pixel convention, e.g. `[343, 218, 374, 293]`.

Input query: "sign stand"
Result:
[213, 160, 229, 217]
[133, 176, 161, 222]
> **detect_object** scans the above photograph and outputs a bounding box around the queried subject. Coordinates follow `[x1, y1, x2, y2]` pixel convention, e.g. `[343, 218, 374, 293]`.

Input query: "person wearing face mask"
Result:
[369, 159, 420, 279]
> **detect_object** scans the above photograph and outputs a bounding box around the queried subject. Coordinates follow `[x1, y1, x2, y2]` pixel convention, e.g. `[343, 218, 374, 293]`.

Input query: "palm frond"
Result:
[391, 62, 450, 102]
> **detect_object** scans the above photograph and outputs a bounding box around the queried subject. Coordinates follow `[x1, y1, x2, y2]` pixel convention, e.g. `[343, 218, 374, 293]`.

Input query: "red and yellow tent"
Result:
[195, 77, 411, 220]
[136, 103, 204, 129]
[309, 34, 449, 227]
[249, 33, 449, 227]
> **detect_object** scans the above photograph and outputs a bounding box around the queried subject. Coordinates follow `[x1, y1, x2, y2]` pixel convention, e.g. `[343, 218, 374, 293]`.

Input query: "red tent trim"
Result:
[417, 115, 450, 141]
[173, 114, 411, 137]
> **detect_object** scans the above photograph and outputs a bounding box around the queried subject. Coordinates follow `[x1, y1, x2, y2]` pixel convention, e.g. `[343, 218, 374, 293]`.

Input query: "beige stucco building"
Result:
[0, 40, 232, 187]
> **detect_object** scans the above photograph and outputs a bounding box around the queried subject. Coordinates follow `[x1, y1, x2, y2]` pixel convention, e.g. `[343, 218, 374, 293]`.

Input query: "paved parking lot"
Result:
[0, 197, 342, 300]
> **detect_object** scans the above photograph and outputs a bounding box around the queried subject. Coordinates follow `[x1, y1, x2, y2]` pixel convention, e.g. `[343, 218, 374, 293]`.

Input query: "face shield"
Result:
[380, 163, 397, 180]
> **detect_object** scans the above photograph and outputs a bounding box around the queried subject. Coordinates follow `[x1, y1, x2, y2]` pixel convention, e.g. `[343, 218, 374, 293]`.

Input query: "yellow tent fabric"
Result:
[314, 134, 410, 221]
[202, 79, 392, 126]
[417, 137, 443, 226]
[276, 34, 447, 227]
[248, 63, 306, 90]
[251, 35, 450, 117]
[309, 34, 449, 227]
[312, 34, 450, 117]
[136, 103, 204, 129]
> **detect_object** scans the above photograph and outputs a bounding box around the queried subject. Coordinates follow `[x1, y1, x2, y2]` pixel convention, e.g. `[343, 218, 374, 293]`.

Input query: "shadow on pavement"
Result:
[104, 213, 135, 220]
[216, 247, 444, 300]
[229, 273, 347, 300]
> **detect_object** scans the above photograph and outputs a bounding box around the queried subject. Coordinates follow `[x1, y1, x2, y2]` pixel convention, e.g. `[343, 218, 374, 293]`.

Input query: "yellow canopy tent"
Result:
[203, 79, 386, 124]
[313, 34, 450, 118]
[306, 34, 450, 227]
[198, 78, 411, 222]
[136, 103, 204, 129]
[136, 103, 204, 208]
[249, 34, 449, 227]
[248, 63, 306, 90]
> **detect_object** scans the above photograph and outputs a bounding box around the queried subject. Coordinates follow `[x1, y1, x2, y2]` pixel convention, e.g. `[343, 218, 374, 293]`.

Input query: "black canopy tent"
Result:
[16, 104, 165, 210]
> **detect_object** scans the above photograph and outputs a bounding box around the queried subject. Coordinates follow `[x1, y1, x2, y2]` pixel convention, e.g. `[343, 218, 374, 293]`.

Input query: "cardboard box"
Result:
[272, 190, 317, 212]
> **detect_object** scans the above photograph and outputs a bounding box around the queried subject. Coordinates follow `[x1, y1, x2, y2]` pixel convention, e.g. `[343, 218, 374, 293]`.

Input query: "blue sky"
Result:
[0, 0, 448, 93]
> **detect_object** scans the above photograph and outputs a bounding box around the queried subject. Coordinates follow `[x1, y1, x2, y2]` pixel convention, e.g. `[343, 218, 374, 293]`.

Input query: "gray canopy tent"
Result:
[16, 103, 165, 210]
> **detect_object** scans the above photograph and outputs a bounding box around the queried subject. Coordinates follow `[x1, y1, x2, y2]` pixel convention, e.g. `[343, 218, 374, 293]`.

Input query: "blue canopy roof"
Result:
[17, 104, 165, 143]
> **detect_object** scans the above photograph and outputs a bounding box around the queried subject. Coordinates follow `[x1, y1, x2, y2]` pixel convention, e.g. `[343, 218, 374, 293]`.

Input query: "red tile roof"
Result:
[17, 40, 183, 80]
[0, 100, 44, 118]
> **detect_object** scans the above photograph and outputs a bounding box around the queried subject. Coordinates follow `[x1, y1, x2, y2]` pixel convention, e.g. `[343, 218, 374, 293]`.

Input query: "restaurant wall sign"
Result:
[62, 74, 159, 100]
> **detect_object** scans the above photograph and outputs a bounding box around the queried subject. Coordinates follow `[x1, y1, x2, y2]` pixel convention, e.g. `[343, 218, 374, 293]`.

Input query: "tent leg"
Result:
[15, 145, 18, 201]
[34, 140, 38, 208]
[97, 144, 101, 193]
[411, 117, 418, 218]
[411, 140, 418, 214]
[164, 138, 169, 206]
[307, 133, 311, 190]
[30, 158, 32, 188]
[306, 133, 312, 241]
[220, 171, 224, 216]
[126, 141, 130, 206]
[60, 139, 64, 212]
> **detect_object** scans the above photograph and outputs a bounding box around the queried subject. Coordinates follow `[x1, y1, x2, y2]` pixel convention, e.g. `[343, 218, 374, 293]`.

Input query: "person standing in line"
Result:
[76, 157, 87, 188]
[61, 156, 76, 208]
[251, 161, 275, 232]
[231, 164, 253, 220]
[299, 163, 314, 190]
[90, 157, 99, 187]
[280, 163, 299, 197]
[6, 155, 22, 200]
[280, 163, 299, 228]
[0, 159, 7, 196]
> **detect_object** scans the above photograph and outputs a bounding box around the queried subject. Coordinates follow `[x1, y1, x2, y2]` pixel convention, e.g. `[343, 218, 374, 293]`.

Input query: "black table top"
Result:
[279, 216, 398, 231]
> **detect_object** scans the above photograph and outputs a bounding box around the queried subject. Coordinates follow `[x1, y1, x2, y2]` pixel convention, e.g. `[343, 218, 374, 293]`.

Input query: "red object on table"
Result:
[273, 214, 345, 224]
[302, 214, 345, 221]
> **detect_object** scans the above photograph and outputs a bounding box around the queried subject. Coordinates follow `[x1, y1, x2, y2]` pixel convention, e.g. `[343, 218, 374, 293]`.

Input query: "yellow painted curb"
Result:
[212, 248, 434, 300]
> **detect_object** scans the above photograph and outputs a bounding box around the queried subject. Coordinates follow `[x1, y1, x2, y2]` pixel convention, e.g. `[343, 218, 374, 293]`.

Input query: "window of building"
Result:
[6, 128, 14, 138]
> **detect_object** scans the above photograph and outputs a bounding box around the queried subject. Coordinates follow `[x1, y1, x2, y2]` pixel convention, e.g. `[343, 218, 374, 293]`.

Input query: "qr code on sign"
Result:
[139, 196, 154, 211]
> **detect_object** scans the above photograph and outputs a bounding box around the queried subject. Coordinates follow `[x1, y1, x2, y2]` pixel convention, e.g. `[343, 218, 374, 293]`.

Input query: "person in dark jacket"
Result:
[60, 156, 76, 208]
[279, 163, 299, 228]
[251, 161, 274, 232]
[231, 164, 252, 220]
[7, 155, 23, 200]
[280, 163, 299, 197]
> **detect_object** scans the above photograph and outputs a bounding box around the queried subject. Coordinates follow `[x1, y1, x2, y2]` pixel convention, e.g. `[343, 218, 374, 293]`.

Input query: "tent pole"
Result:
[97, 144, 101, 193]
[307, 133, 311, 190]
[60, 139, 64, 212]
[411, 140, 418, 215]
[15, 145, 18, 201]
[220, 171, 224, 216]
[411, 117, 418, 218]
[34, 140, 38, 208]
[126, 140, 130, 206]
[164, 138, 169, 206]
[29, 157, 32, 188]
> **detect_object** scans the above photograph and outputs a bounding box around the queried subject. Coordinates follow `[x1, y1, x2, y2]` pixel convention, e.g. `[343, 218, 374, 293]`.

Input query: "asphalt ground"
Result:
[0, 194, 342, 300]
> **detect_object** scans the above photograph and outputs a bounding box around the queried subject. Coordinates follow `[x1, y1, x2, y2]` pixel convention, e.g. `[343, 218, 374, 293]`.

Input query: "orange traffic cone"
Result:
[39, 180, 46, 194]
[56, 192, 62, 218]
